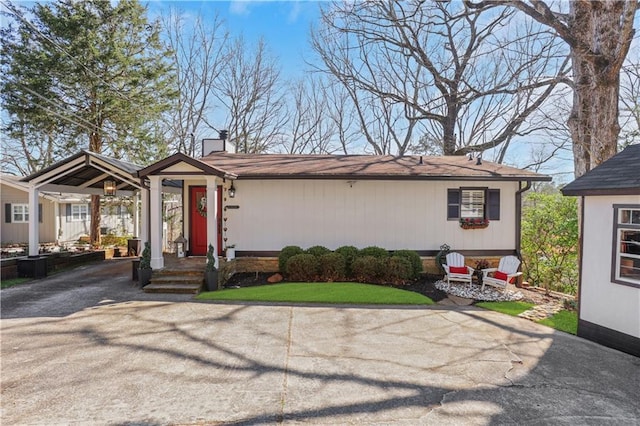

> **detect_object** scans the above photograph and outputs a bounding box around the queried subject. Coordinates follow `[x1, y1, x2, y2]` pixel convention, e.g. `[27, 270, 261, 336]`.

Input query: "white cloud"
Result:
[287, 1, 302, 23]
[229, 0, 251, 16]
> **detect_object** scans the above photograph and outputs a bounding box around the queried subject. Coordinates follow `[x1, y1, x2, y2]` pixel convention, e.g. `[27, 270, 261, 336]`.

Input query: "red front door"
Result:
[189, 186, 222, 256]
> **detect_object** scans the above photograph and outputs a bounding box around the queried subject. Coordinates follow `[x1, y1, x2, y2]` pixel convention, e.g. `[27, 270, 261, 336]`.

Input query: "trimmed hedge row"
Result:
[279, 245, 422, 284]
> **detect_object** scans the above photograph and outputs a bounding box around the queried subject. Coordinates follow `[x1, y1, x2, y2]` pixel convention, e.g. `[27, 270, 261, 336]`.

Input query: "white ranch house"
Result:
[21, 148, 550, 274]
[562, 144, 640, 357]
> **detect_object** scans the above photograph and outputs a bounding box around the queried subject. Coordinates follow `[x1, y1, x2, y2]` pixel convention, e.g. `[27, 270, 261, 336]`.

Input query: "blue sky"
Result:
[148, 0, 323, 77]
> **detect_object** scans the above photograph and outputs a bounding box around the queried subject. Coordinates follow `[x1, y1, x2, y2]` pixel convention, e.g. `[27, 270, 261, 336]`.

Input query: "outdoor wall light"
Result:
[229, 182, 236, 198]
[103, 180, 117, 197]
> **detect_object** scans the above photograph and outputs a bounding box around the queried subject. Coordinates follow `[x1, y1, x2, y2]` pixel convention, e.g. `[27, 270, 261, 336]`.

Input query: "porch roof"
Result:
[22, 150, 143, 195]
[199, 152, 551, 182]
[136, 152, 233, 179]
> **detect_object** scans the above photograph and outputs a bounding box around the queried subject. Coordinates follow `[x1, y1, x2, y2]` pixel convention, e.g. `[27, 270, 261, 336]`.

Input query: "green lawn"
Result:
[197, 282, 434, 305]
[475, 301, 535, 316]
[1, 277, 30, 289]
[475, 301, 578, 335]
[537, 310, 578, 335]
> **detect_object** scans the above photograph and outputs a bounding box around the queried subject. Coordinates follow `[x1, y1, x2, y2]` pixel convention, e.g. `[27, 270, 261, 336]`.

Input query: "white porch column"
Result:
[54, 200, 60, 246]
[133, 191, 140, 238]
[206, 176, 218, 268]
[140, 186, 149, 246]
[149, 176, 164, 269]
[28, 184, 39, 256]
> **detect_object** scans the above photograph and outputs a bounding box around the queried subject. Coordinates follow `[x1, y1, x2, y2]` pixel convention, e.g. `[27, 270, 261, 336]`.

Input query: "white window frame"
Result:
[12, 204, 29, 223]
[612, 205, 640, 288]
[461, 189, 485, 219]
[71, 204, 89, 222]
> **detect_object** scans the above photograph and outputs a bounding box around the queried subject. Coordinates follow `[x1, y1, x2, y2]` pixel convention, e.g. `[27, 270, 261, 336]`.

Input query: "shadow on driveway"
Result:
[1, 259, 639, 424]
[1, 258, 195, 319]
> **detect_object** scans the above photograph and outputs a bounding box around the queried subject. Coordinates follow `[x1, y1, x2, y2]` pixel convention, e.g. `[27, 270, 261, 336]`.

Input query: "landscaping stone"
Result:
[518, 301, 565, 321]
[267, 273, 283, 283]
[434, 280, 524, 302]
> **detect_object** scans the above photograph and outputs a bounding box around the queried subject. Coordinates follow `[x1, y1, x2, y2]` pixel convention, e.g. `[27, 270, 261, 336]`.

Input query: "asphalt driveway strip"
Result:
[1, 259, 639, 425]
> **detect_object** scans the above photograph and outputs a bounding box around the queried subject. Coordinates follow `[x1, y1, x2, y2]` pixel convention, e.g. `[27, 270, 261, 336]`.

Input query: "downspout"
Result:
[515, 180, 532, 258]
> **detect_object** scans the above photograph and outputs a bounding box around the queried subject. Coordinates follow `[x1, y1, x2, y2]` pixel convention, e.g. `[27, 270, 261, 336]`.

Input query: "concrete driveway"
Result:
[1, 259, 639, 425]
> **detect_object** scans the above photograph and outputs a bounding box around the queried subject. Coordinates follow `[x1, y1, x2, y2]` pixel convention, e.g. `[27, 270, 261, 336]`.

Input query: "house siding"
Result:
[58, 203, 91, 242]
[57, 203, 134, 243]
[581, 195, 640, 339]
[1, 183, 57, 244]
[224, 179, 518, 252]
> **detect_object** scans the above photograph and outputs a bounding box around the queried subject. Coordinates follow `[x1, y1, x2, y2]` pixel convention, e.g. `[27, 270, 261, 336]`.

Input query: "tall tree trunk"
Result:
[442, 102, 457, 155]
[568, 1, 623, 178]
[89, 131, 101, 246]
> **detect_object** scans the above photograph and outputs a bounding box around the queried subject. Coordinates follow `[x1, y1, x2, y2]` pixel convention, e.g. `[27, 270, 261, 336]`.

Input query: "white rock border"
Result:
[435, 280, 523, 302]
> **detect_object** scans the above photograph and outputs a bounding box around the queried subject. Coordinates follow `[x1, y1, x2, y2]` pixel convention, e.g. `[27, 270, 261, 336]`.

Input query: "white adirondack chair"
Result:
[481, 255, 522, 294]
[443, 252, 474, 290]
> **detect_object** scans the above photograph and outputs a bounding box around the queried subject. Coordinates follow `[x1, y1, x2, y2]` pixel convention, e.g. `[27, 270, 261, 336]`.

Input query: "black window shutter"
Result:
[488, 189, 500, 220]
[66, 204, 71, 222]
[5, 203, 11, 223]
[447, 189, 460, 219]
[38, 203, 43, 223]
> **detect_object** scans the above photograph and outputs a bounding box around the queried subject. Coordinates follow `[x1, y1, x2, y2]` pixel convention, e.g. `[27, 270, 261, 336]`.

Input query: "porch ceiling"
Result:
[22, 150, 143, 196]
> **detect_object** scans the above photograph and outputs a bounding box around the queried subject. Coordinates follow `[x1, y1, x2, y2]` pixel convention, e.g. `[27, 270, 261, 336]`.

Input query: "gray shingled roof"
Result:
[199, 152, 550, 182]
[561, 144, 640, 196]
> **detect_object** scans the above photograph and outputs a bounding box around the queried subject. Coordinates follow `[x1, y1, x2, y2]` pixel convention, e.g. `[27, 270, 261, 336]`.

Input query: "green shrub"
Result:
[383, 256, 413, 284]
[101, 234, 131, 247]
[351, 255, 383, 282]
[279, 245, 304, 274]
[286, 254, 320, 282]
[305, 245, 332, 258]
[392, 250, 423, 279]
[359, 246, 389, 259]
[335, 245, 359, 277]
[319, 252, 346, 282]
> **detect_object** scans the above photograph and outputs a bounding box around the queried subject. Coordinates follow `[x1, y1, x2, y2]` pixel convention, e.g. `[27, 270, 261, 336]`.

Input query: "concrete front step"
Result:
[143, 282, 203, 294]
[154, 269, 204, 277]
[143, 269, 204, 294]
[150, 275, 203, 285]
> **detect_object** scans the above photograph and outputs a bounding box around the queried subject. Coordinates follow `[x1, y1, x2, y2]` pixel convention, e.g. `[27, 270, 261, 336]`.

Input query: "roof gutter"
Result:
[515, 180, 532, 259]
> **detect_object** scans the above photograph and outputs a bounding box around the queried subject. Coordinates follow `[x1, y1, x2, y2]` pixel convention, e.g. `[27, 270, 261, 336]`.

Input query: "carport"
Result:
[21, 150, 147, 256]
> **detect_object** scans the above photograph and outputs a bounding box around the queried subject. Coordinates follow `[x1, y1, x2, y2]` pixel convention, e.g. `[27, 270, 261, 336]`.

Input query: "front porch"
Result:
[141, 253, 207, 294]
[138, 252, 280, 294]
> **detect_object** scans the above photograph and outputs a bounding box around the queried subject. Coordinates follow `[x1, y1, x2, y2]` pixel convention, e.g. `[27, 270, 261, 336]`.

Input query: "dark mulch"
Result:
[224, 272, 448, 302]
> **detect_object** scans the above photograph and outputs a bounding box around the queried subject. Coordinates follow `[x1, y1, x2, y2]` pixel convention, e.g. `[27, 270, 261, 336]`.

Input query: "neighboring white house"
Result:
[2, 172, 134, 248]
[562, 144, 640, 357]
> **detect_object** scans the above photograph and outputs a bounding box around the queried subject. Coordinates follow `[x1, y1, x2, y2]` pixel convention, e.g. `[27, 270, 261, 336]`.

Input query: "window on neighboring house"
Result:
[447, 188, 500, 220]
[613, 205, 640, 287]
[4, 203, 42, 223]
[12, 204, 28, 223]
[71, 204, 89, 221]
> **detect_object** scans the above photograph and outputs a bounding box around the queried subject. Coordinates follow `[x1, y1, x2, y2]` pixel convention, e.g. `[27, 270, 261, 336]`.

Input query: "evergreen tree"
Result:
[1, 0, 176, 244]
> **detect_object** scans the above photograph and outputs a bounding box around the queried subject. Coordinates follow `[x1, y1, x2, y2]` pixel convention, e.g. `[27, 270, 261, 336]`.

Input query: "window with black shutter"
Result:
[447, 188, 500, 221]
